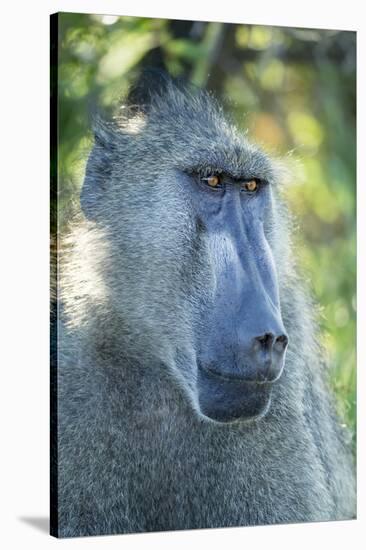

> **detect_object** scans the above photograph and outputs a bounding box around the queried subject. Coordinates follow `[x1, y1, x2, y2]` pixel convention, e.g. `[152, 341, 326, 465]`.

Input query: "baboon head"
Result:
[81, 72, 288, 424]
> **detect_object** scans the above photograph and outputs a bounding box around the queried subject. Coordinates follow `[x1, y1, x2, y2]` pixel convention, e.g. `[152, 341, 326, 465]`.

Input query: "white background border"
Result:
[0, 1, 364, 548]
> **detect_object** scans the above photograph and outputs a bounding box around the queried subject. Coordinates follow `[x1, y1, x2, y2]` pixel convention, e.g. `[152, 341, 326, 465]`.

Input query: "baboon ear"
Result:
[127, 69, 171, 113]
[80, 123, 115, 220]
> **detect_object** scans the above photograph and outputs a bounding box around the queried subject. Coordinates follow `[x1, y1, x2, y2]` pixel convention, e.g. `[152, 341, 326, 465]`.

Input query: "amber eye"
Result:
[203, 174, 221, 188]
[242, 179, 259, 192]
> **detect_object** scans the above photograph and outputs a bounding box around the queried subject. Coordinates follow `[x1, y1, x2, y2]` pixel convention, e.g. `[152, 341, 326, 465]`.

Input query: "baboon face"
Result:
[180, 164, 288, 423]
[81, 79, 288, 424]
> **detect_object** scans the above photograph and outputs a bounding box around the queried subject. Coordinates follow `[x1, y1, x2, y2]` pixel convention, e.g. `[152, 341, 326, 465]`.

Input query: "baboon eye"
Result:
[241, 179, 259, 193]
[202, 174, 222, 188]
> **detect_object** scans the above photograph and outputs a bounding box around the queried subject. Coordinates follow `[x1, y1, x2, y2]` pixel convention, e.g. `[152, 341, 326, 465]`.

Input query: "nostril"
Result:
[251, 332, 288, 382]
[274, 334, 289, 351]
[253, 333, 288, 353]
[254, 333, 274, 350]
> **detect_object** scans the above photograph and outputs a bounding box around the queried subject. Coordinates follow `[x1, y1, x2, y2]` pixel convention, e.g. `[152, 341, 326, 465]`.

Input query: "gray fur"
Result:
[55, 78, 356, 537]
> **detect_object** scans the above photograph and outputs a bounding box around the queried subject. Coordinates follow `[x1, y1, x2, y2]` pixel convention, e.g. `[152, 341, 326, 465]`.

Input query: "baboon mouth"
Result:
[197, 362, 273, 423]
[199, 363, 276, 385]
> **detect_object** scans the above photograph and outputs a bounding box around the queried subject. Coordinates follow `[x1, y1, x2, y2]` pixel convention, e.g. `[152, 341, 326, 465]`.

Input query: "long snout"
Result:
[196, 218, 289, 421]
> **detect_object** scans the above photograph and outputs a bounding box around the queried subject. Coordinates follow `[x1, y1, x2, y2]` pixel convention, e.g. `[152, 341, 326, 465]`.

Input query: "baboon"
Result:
[52, 73, 356, 538]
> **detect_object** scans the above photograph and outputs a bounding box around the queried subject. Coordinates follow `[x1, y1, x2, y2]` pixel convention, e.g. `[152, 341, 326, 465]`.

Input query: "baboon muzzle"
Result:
[197, 292, 288, 423]
[196, 215, 288, 422]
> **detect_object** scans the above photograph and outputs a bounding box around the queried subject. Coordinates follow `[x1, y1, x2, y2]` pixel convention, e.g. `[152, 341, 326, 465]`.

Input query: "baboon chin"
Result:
[197, 364, 273, 423]
[55, 71, 356, 537]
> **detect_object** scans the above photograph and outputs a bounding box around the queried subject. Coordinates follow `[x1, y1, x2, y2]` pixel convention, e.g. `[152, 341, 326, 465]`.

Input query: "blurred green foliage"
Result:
[54, 13, 356, 448]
